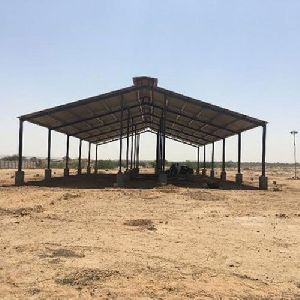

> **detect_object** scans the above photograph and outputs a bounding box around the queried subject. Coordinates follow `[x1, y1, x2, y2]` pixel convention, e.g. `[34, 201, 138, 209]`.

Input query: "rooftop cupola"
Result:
[133, 76, 158, 87]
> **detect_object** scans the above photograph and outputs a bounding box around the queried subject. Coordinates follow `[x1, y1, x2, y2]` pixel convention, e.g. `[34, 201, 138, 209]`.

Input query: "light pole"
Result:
[290, 130, 298, 179]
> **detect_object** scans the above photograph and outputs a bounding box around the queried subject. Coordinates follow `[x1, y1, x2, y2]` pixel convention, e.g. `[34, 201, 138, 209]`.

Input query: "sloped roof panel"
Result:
[20, 77, 266, 146]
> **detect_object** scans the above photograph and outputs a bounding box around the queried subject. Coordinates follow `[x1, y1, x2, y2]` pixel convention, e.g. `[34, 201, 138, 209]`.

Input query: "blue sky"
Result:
[0, 0, 299, 162]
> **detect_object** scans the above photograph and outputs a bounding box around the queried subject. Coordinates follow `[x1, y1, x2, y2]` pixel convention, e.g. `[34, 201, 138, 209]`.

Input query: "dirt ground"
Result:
[0, 167, 299, 299]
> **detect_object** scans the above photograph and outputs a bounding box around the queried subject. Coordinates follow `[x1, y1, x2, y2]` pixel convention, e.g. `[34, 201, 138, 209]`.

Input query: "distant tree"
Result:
[2, 154, 23, 161]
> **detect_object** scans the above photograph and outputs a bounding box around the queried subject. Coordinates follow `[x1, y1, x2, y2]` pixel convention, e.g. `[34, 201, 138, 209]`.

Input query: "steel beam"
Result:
[20, 85, 140, 121]
[96, 128, 149, 146]
[154, 87, 266, 126]
[154, 122, 204, 146]
[71, 113, 142, 136]
[84, 112, 212, 144]
[51, 103, 141, 130]
[147, 128, 198, 148]
[88, 120, 145, 143]
[150, 110, 221, 140]
[151, 103, 236, 134]
[150, 122, 201, 147]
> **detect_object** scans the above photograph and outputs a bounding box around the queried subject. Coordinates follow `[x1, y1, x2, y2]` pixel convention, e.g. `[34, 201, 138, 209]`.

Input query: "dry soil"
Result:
[0, 167, 299, 299]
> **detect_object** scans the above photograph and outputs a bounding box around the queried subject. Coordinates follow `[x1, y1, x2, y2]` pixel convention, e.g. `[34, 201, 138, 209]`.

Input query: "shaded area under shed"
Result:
[24, 173, 258, 190]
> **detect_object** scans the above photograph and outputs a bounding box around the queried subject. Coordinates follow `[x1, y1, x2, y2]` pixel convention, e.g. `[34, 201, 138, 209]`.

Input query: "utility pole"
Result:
[290, 130, 298, 179]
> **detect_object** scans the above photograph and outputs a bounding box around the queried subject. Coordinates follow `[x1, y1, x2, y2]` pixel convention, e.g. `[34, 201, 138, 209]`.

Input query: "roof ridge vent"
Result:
[133, 76, 158, 87]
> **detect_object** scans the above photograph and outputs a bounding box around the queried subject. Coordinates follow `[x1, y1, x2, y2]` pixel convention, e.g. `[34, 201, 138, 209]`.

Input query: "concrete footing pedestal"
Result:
[202, 168, 207, 176]
[77, 168, 82, 175]
[64, 168, 69, 176]
[259, 176, 268, 190]
[123, 172, 130, 183]
[116, 173, 125, 187]
[87, 167, 91, 175]
[45, 169, 52, 181]
[15, 171, 24, 186]
[220, 171, 226, 181]
[235, 173, 243, 185]
[158, 173, 168, 185]
[210, 170, 215, 178]
[94, 168, 98, 174]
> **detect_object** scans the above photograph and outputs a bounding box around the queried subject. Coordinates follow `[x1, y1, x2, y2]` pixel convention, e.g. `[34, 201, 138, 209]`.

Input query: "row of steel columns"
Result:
[118, 109, 141, 174]
[45, 129, 99, 179]
[14, 118, 268, 190]
[15, 120, 101, 185]
[194, 125, 268, 189]
[195, 136, 239, 182]
[155, 118, 166, 174]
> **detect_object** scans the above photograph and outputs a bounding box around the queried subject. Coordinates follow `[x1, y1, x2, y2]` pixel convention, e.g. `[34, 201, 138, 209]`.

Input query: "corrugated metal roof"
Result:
[20, 76, 266, 146]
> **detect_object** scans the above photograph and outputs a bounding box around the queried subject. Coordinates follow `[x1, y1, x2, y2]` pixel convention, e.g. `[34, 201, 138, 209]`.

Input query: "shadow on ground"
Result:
[23, 173, 258, 190]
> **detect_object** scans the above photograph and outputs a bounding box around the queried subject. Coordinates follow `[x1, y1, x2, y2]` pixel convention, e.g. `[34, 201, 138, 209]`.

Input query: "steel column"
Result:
[78, 139, 82, 173]
[64, 134, 70, 176]
[119, 97, 124, 173]
[262, 125, 266, 177]
[47, 129, 52, 170]
[220, 138, 226, 181]
[65, 135, 70, 169]
[130, 118, 134, 169]
[136, 134, 140, 169]
[259, 124, 268, 190]
[238, 133, 241, 173]
[15, 119, 25, 185]
[95, 144, 98, 173]
[222, 139, 226, 172]
[159, 119, 163, 172]
[133, 125, 137, 168]
[197, 146, 200, 174]
[156, 131, 159, 174]
[211, 142, 214, 170]
[126, 109, 130, 170]
[203, 145, 206, 169]
[87, 142, 91, 173]
[162, 96, 167, 172]
[17, 119, 24, 172]
[210, 142, 215, 178]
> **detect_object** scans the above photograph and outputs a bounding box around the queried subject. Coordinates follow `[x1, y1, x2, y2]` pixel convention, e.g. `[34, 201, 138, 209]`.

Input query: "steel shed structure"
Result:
[15, 76, 268, 189]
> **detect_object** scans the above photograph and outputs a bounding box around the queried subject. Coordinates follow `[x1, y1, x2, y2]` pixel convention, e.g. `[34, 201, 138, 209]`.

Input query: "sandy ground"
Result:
[0, 167, 299, 299]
